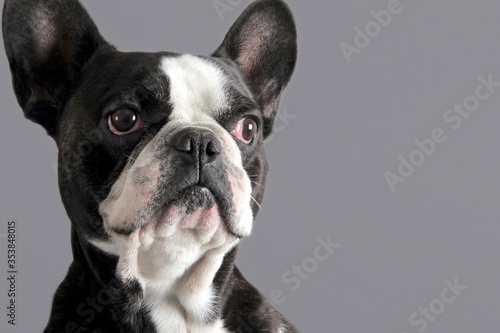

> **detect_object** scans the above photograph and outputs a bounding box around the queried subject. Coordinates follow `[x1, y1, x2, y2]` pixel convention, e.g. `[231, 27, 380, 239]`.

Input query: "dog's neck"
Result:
[70, 220, 239, 332]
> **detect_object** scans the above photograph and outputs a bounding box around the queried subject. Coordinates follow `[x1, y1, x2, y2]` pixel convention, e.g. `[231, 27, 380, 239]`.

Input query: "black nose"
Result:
[172, 128, 221, 167]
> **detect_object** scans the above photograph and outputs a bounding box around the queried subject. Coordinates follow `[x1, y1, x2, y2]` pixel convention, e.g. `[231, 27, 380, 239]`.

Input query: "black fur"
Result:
[2, 0, 298, 332]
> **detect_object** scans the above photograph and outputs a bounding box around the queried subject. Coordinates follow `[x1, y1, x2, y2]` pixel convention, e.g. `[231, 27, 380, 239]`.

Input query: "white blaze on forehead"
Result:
[161, 54, 230, 121]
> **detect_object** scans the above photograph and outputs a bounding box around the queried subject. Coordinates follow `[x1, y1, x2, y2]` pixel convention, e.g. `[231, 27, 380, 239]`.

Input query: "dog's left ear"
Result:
[213, 0, 297, 138]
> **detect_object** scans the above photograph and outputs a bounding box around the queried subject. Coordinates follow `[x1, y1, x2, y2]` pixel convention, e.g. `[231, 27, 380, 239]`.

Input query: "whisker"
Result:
[250, 181, 265, 189]
[250, 196, 261, 210]
[123, 153, 137, 162]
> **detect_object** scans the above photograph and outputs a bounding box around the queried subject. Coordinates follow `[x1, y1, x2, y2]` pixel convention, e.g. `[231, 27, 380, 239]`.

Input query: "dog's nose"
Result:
[172, 128, 221, 166]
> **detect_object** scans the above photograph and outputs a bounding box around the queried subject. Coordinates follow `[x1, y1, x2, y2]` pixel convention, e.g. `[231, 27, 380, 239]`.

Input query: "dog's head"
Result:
[3, 0, 296, 281]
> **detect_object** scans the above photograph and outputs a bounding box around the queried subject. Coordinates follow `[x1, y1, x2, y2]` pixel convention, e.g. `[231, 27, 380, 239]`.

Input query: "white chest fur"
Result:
[92, 208, 237, 333]
[138, 233, 233, 333]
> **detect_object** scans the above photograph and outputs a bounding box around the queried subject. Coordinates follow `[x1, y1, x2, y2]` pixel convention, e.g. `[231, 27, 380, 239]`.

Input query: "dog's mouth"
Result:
[107, 182, 243, 239]
[158, 184, 246, 239]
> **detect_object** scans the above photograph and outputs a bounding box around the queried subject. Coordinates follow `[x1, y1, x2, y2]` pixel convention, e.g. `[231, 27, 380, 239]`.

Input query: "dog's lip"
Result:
[171, 184, 215, 206]
[160, 185, 244, 239]
[109, 185, 214, 236]
[111, 185, 243, 239]
[182, 184, 212, 195]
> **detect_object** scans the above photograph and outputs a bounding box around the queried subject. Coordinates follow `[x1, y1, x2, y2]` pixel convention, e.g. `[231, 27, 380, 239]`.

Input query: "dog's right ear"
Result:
[2, 0, 110, 137]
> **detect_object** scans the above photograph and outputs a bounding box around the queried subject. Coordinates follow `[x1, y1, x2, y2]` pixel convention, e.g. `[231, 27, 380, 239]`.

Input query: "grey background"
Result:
[1, 0, 500, 332]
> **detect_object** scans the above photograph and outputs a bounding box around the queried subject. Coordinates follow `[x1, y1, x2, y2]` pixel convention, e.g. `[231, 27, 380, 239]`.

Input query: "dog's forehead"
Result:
[161, 54, 230, 122]
[160, 54, 255, 122]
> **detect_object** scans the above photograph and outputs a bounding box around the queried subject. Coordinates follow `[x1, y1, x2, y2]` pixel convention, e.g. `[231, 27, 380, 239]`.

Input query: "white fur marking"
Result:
[161, 54, 229, 121]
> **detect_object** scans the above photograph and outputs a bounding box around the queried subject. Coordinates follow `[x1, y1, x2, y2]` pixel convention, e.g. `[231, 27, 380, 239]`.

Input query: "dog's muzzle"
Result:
[99, 120, 253, 240]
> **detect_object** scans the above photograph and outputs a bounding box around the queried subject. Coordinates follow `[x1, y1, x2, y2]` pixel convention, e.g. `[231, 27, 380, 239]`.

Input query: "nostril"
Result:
[172, 129, 221, 164]
[173, 135, 194, 154]
[206, 140, 221, 156]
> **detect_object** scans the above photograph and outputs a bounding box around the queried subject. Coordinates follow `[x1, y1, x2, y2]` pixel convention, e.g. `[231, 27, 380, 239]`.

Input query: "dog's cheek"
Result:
[57, 115, 121, 203]
[218, 131, 254, 237]
[227, 170, 254, 237]
[100, 158, 162, 234]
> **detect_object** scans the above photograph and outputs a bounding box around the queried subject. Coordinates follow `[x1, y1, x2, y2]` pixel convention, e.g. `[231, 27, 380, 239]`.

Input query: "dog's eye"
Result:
[108, 109, 143, 135]
[231, 118, 258, 144]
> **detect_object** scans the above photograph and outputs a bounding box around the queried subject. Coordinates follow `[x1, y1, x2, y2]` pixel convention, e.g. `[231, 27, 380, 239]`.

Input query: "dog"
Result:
[3, 0, 297, 332]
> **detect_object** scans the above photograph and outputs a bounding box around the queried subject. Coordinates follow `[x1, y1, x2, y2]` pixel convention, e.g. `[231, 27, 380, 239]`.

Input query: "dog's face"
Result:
[61, 52, 263, 281]
[97, 54, 256, 240]
[3, 0, 296, 293]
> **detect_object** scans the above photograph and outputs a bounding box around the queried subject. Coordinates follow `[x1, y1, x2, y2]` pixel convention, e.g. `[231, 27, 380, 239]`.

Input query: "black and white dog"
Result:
[3, 0, 297, 332]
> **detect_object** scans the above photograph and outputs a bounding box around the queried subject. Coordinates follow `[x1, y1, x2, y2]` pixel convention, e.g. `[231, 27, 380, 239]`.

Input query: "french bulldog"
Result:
[2, 0, 298, 332]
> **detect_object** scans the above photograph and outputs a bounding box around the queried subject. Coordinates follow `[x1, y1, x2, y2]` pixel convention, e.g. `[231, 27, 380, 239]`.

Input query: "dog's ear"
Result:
[2, 0, 110, 137]
[213, 0, 297, 138]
